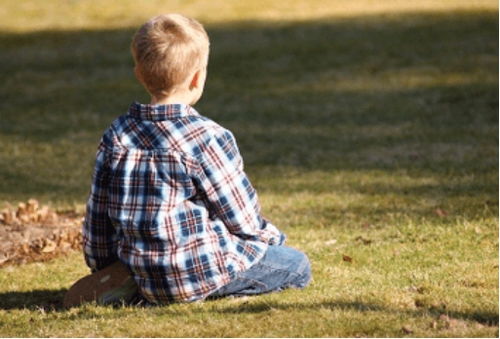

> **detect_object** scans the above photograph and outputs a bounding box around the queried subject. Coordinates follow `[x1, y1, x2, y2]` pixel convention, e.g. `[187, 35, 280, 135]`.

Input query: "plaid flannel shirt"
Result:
[83, 102, 285, 304]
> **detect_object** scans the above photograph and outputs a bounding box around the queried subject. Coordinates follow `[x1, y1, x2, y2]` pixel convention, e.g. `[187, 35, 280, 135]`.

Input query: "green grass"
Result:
[0, 0, 498, 337]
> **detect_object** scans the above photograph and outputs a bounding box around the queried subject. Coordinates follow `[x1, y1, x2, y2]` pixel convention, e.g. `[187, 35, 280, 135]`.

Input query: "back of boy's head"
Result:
[131, 14, 209, 98]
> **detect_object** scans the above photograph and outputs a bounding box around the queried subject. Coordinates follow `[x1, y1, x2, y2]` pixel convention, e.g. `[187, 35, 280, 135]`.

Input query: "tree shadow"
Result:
[0, 11, 497, 209]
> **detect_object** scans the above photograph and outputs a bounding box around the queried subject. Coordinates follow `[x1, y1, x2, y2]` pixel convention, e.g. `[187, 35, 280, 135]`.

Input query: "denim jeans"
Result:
[210, 245, 311, 297]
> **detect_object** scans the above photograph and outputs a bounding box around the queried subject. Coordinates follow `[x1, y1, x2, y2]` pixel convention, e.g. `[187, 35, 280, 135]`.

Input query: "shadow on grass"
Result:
[0, 288, 67, 311]
[0, 10, 498, 205]
[0, 289, 497, 327]
[214, 300, 499, 326]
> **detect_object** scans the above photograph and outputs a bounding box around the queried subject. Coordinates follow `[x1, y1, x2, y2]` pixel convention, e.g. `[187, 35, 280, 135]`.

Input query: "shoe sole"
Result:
[63, 261, 138, 308]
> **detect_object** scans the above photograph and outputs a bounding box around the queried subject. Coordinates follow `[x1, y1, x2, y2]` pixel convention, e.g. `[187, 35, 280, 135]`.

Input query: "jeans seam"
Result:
[251, 263, 304, 287]
[230, 275, 269, 293]
[263, 259, 310, 287]
[257, 261, 306, 278]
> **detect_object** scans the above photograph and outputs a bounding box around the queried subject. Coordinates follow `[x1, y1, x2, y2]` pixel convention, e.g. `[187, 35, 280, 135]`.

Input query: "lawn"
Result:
[0, 0, 498, 337]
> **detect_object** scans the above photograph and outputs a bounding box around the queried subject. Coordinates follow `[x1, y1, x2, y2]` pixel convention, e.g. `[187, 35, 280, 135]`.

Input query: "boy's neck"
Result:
[151, 94, 189, 106]
[147, 68, 206, 106]
[150, 89, 200, 106]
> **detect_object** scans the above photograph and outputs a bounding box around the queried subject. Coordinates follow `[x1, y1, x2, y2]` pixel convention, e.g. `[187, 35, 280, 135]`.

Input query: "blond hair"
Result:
[131, 14, 209, 97]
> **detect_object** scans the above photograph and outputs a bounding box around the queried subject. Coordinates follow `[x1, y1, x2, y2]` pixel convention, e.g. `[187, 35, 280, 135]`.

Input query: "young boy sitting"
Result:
[65, 13, 311, 307]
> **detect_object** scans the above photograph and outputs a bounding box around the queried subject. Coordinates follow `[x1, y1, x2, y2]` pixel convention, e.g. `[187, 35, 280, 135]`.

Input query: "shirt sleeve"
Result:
[195, 129, 286, 245]
[82, 141, 119, 272]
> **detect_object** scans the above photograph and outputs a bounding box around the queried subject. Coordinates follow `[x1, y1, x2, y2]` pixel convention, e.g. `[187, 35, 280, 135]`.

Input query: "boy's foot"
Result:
[63, 261, 138, 308]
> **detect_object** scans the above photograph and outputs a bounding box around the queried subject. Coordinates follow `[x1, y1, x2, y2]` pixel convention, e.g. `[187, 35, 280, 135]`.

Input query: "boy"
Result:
[66, 14, 311, 307]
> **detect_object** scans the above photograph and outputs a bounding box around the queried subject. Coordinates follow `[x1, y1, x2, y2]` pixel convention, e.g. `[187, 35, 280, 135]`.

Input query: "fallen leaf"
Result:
[448, 318, 467, 329]
[41, 240, 57, 253]
[27, 199, 39, 213]
[18, 214, 30, 223]
[401, 325, 413, 334]
[414, 299, 425, 308]
[406, 285, 418, 292]
[434, 208, 448, 217]
[21, 243, 30, 254]
[438, 314, 450, 323]
[36, 207, 49, 222]
[59, 241, 71, 250]
[45, 215, 56, 224]
[438, 314, 466, 329]
[474, 322, 485, 329]
[355, 236, 372, 245]
[431, 303, 447, 311]
[3, 211, 17, 225]
[342, 254, 353, 263]
[17, 202, 27, 217]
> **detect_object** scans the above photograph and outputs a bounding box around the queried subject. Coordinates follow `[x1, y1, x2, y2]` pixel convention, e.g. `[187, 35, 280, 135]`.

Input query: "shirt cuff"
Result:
[259, 221, 286, 245]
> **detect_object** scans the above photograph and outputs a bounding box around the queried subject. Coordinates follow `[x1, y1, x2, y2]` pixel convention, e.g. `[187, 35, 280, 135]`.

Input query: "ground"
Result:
[0, 0, 498, 337]
[0, 200, 82, 267]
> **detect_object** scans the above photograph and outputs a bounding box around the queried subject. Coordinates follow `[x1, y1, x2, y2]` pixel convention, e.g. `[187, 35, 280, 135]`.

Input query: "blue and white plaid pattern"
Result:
[83, 102, 284, 303]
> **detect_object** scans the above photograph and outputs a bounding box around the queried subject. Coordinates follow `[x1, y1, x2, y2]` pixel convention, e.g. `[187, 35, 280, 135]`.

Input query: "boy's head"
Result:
[131, 14, 209, 103]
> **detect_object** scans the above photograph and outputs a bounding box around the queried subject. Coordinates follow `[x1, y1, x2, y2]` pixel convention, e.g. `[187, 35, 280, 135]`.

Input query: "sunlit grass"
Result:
[0, 0, 498, 337]
[0, 0, 496, 32]
[0, 216, 497, 337]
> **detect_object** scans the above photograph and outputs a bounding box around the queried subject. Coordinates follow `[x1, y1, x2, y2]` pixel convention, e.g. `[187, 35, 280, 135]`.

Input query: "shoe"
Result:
[63, 261, 138, 308]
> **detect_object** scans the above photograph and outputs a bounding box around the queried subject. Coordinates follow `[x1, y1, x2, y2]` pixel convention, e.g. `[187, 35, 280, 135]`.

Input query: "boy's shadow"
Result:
[0, 289, 68, 311]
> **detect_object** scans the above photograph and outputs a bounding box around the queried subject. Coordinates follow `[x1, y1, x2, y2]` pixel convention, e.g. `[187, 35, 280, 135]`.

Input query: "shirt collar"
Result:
[128, 101, 198, 121]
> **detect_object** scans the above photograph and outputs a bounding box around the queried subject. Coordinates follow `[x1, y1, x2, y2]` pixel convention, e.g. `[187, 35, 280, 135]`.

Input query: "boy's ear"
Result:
[189, 70, 200, 90]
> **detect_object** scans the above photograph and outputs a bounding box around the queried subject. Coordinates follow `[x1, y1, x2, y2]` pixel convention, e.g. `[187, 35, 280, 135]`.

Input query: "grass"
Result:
[0, 0, 498, 337]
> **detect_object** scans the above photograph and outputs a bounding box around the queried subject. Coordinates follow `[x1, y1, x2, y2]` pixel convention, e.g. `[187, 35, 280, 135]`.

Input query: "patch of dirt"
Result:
[0, 199, 83, 267]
